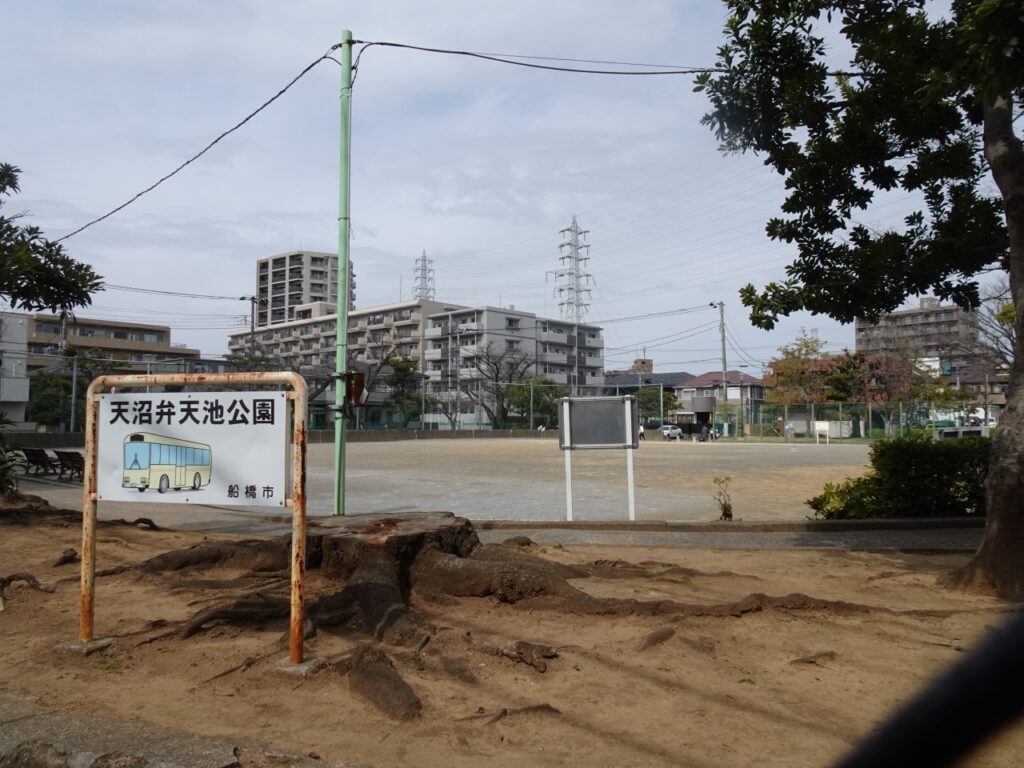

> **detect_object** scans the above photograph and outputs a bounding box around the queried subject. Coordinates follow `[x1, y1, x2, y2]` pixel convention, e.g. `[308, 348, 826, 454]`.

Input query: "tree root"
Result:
[347, 645, 422, 720]
[179, 594, 288, 638]
[107, 517, 161, 531]
[0, 572, 54, 612]
[51, 548, 79, 567]
[458, 703, 560, 724]
[465, 632, 559, 672]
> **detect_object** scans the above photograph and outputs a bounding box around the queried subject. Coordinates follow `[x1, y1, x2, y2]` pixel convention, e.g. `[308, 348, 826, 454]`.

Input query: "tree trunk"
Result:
[946, 94, 1024, 599]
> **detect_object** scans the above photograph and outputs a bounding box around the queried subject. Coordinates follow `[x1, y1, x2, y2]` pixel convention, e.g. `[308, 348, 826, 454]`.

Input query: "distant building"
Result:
[677, 370, 766, 410]
[854, 298, 978, 368]
[24, 314, 200, 374]
[227, 300, 605, 428]
[255, 251, 356, 326]
[425, 306, 604, 394]
[0, 312, 31, 426]
[228, 298, 464, 373]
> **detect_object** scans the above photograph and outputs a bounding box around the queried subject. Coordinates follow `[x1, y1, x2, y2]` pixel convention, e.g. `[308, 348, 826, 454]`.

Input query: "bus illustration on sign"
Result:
[122, 433, 212, 493]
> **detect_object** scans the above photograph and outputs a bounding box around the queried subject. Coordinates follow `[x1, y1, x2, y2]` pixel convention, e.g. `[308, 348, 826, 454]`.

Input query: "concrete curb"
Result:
[473, 516, 986, 533]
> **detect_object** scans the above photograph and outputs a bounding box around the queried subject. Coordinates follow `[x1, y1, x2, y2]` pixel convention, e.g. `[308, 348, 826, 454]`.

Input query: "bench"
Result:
[54, 450, 85, 482]
[21, 448, 60, 476]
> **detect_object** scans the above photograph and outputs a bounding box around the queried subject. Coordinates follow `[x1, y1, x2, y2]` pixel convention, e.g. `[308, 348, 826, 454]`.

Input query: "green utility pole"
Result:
[333, 29, 353, 516]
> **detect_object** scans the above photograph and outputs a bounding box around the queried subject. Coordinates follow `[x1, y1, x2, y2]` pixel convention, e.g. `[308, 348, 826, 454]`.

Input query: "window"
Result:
[506, 340, 519, 350]
[506, 318, 520, 329]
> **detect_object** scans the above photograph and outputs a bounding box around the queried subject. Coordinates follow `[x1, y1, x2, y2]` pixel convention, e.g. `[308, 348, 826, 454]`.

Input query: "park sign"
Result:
[556, 396, 639, 522]
[558, 395, 640, 450]
[97, 391, 289, 507]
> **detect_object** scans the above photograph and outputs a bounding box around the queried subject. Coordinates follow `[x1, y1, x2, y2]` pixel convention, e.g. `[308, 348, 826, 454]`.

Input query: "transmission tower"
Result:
[547, 215, 594, 323]
[547, 215, 594, 395]
[412, 250, 436, 301]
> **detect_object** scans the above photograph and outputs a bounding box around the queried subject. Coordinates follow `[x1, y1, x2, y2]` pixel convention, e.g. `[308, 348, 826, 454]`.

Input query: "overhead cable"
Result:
[55, 45, 342, 243]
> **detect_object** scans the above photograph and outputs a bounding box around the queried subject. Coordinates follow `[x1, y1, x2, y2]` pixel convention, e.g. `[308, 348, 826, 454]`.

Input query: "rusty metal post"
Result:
[79, 378, 103, 643]
[77, 371, 308, 661]
[287, 378, 308, 664]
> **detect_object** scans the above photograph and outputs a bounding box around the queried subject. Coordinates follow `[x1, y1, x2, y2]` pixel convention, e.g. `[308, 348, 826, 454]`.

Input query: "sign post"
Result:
[558, 396, 640, 522]
[80, 372, 308, 663]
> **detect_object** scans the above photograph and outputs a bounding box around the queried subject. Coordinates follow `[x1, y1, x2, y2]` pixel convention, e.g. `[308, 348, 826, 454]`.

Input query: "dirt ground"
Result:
[1, 503, 1021, 767]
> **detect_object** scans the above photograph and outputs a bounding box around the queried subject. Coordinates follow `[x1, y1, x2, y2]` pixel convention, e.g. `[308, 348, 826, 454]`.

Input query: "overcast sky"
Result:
[5, 0, 918, 373]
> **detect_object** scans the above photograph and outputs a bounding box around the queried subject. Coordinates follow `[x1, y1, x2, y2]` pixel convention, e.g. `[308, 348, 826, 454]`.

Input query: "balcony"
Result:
[538, 351, 565, 364]
[425, 325, 447, 338]
[540, 331, 567, 344]
[459, 344, 482, 357]
[424, 348, 446, 361]
[544, 372, 569, 385]
[456, 321, 480, 332]
[459, 367, 480, 380]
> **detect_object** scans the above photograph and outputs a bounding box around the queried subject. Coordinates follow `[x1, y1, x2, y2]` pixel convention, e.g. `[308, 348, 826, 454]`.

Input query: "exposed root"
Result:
[458, 703, 560, 724]
[107, 517, 161, 531]
[0, 572, 55, 612]
[518, 591, 892, 619]
[347, 645, 422, 720]
[465, 633, 559, 672]
[638, 627, 676, 651]
[51, 548, 79, 567]
[179, 594, 288, 638]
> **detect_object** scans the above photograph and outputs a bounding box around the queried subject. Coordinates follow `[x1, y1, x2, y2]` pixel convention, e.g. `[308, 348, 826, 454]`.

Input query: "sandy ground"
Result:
[1, 507, 1020, 767]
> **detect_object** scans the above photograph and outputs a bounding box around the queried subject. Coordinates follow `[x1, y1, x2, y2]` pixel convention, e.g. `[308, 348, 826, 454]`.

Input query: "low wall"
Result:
[3, 429, 559, 448]
[2, 432, 85, 449]
[309, 429, 559, 443]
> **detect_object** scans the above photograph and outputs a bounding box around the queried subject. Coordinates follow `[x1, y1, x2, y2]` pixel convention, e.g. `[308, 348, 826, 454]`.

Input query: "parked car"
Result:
[661, 424, 683, 440]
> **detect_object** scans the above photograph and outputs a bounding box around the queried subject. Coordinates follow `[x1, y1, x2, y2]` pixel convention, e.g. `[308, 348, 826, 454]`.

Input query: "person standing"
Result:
[638, 423, 645, 442]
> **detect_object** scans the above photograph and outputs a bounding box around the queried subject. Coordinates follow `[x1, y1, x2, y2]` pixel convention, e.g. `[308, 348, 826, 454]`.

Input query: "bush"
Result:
[808, 434, 990, 519]
[807, 475, 881, 519]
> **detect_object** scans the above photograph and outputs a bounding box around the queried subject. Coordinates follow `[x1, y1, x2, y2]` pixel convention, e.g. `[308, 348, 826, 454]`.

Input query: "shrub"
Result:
[807, 475, 880, 519]
[808, 434, 990, 519]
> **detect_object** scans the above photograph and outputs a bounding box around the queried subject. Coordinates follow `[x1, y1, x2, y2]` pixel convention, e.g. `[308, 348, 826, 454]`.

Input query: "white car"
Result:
[661, 424, 683, 440]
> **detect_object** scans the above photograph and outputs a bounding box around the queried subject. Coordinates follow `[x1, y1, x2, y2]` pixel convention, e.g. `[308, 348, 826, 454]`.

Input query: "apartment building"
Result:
[424, 306, 604, 394]
[24, 314, 200, 373]
[255, 251, 356, 326]
[0, 312, 31, 426]
[227, 299, 466, 371]
[854, 298, 978, 366]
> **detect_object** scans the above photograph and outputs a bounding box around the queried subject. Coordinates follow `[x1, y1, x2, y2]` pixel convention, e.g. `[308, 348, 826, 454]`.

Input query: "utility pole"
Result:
[548, 216, 593, 396]
[413, 250, 436, 301]
[714, 301, 727, 422]
[333, 29, 353, 516]
[240, 295, 265, 358]
[69, 354, 79, 433]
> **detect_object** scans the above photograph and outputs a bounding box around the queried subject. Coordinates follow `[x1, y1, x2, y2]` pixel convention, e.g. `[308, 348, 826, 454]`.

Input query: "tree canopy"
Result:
[695, 1, 1019, 329]
[0, 164, 102, 314]
[697, 0, 1024, 598]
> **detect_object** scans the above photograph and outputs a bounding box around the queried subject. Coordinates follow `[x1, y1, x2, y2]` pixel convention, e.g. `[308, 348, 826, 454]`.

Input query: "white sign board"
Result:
[97, 392, 289, 506]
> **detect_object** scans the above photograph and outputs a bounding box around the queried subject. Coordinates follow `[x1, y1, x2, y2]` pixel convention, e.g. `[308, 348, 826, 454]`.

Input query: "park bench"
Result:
[21, 448, 60, 476]
[54, 450, 85, 482]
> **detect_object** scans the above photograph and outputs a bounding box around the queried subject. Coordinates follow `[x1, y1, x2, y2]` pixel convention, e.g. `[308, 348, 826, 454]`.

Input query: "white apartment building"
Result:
[228, 299, 466, 372]
[424, 306, 604, 393]
[0, 312, 31, 427]
[227, 300, 605, 428]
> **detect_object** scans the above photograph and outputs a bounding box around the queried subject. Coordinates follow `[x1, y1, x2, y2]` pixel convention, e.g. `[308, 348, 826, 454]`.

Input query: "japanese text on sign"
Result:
[107, 397, 275, 426]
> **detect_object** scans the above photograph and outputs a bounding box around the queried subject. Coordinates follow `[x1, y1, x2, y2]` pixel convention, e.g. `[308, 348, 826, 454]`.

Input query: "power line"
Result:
[104, 284, 241, 300]
[353, 40, 723, 77]
[55, 45, 342, 243]
[592, 305, 714, 324]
